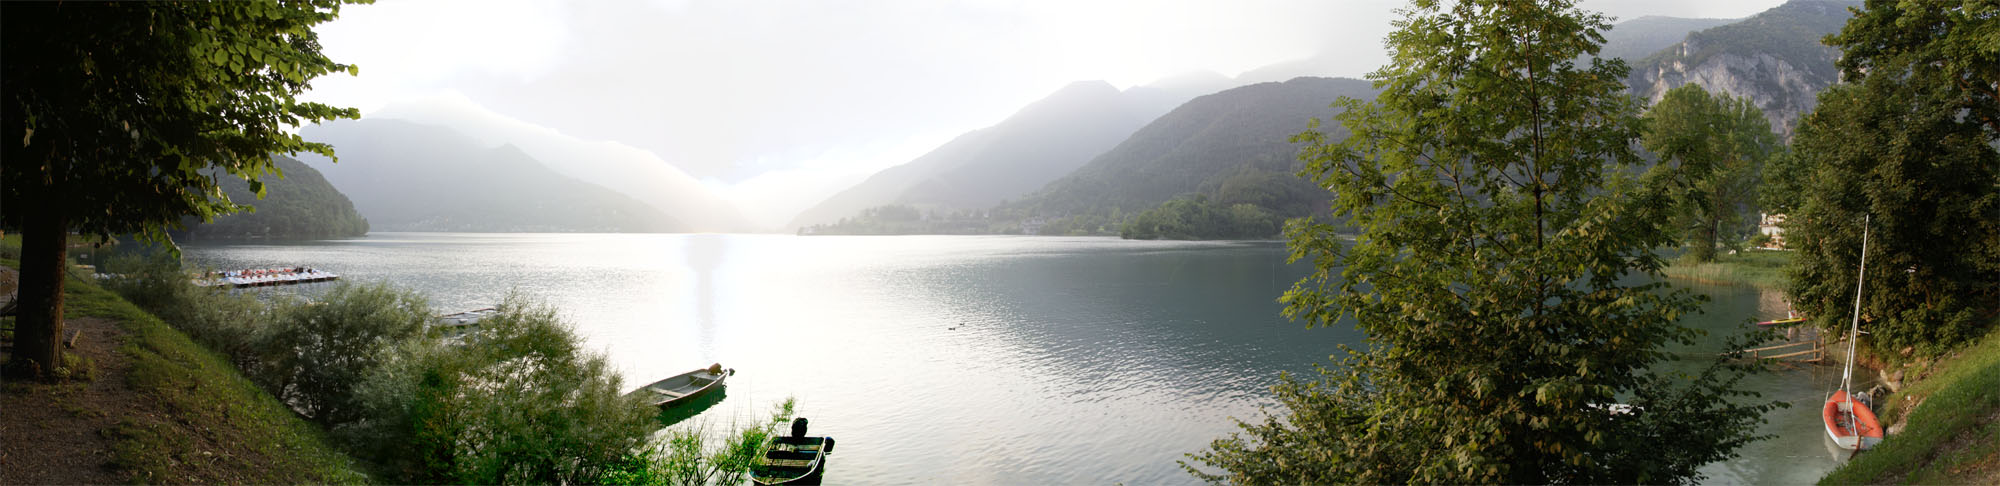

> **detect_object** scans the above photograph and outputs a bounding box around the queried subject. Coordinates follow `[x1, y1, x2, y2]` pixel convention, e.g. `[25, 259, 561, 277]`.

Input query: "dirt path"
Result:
[0, 315, 137, 485]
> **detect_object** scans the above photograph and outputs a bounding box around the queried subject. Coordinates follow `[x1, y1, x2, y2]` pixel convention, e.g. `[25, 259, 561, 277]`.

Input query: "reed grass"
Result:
[1661, 250, 1794, 289]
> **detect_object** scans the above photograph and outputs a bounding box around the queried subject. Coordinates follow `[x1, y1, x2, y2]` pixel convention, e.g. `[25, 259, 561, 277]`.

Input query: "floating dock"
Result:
[194, 267, 339, 288]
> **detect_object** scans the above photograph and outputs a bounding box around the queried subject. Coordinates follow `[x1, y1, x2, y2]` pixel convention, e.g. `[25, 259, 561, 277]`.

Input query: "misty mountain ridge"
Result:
[1594, 15, 1738, 63]
[368, 96, 751, 232]
[787, 79, 1187, 229]
[298, 118, 685, 233]
[786, 55, 1354, 230]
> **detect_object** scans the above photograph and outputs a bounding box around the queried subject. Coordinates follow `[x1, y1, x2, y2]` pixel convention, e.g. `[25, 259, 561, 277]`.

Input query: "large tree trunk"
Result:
[10, 203, 68, 380]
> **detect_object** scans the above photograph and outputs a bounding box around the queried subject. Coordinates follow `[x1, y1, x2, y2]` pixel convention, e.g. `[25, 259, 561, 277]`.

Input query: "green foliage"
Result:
[1120, 196, 1279, 240]
[1641, 84, 1779, 262]
[0, 0, 365, 244]
[603, 399, 799, 486]
[1660, 249, 1794, 290]
[346, 296, 656, 484]
[1784, 79, 2000, 356]
[179, 155, 370, 240]
[1, 0, 365, 381]
[1789, 0, 2000, 354]
[1758, 148, 1810, 215]
[1829, 0, 2000, 139]
[1188, 1, 1773, 483]
[101, 264, 667, 484]
[99, 253, 276, 368]
[259, 283, 430, 426]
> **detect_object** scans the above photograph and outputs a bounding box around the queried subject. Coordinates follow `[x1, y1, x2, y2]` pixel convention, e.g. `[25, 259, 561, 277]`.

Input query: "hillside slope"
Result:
[298, 119, 685, 233]
[1010, 77, 1378, 220]
[176, 155, 369, 240]
[1626, 0, 1861, 137]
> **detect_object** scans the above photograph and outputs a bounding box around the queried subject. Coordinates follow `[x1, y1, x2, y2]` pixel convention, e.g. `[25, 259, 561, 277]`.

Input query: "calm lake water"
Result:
[181, 233, 1862, 485]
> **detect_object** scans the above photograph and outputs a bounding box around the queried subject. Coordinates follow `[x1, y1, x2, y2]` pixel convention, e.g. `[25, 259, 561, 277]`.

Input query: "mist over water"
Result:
[183, 233, 1844, 484]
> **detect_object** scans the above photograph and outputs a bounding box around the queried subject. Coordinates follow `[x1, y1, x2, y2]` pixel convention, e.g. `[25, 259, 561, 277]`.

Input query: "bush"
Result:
[257, 283, 432, 426]
[348, 296, 656, 484]
[101, 253, 275, 368]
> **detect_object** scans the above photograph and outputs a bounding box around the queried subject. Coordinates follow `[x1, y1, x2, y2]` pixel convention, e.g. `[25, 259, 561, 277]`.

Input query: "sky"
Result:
[301, 0, 1791, 229]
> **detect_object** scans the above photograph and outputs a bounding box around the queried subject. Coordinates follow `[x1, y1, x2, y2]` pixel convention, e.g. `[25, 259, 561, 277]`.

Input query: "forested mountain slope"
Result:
[176, 155, 369, 240]
[1008, 77, 1378, 221]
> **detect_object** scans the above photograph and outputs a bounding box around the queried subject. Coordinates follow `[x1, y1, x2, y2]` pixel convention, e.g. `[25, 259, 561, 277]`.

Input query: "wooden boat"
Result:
[1756, 316, 1807, 327]
[751, 418, 835, 485]
[636, 364, 731, 408]
[1824, 214, 1883, 451]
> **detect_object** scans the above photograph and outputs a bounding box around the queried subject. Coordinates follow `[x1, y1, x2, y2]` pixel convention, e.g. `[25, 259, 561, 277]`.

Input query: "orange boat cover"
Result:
[1822, 391, 1884, 445]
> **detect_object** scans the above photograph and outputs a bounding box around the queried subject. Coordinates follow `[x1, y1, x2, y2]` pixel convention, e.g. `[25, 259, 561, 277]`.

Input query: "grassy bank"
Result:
[1661, 249, 1793, 289]
[2, 245, 366, 483]
[65, 275, 369, 483]
[1820, 327, 2000, 484]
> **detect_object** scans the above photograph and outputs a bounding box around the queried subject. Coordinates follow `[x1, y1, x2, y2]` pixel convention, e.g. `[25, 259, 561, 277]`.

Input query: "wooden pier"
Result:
[1731, 325, 1826, 363]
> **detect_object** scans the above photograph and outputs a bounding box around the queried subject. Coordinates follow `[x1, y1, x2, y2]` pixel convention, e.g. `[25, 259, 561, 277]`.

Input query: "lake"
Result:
[181, 233, 1862, 484]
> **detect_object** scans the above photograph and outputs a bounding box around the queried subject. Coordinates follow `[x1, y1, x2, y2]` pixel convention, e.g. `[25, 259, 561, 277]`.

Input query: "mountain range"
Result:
[298, 119, 685, 233]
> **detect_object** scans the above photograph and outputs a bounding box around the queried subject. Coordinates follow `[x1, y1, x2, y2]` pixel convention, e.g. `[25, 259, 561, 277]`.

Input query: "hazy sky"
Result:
[302, 0, 1789, 227]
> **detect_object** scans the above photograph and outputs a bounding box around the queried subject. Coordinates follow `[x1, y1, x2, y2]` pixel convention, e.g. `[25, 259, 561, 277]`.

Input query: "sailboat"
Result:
[1823, 214, 1885, 451]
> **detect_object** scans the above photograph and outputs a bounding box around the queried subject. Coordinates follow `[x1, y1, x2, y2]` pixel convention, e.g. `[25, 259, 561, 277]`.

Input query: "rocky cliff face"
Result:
[1626, 0, 1859, 138]
[1630, 45, 1833, 137]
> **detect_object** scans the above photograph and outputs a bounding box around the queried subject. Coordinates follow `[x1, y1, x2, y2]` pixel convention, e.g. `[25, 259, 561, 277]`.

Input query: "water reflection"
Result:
[686, 234, 725, 360]
[179, 234, 1843, 485]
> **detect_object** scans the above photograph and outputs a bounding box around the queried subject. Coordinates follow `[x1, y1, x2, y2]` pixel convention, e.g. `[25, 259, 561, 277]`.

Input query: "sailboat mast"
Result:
[1843, 215, 1870, 391]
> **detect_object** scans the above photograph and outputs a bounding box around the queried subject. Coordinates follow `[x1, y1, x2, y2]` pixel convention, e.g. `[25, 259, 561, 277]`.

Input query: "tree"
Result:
[1785, 84, 2000, 354]
[1186, 1, 1772, 483]
[1832, 0, 2000, 138]
[1781, 0, 2000, 355]
[1757, 148, 1809, 216]
[1, 1, 361, 379]
[1640, 84, 1779, 262]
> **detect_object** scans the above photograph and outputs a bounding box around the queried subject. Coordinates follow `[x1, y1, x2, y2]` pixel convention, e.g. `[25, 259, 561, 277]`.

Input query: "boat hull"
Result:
[751, 436, 834, 485]
[1822, 391, 1884, 450]
[636, 366, 730, 409]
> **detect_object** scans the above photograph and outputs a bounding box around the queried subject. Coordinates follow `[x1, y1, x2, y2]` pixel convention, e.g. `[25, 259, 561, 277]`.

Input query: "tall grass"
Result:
[1661, 250, 1794, 289]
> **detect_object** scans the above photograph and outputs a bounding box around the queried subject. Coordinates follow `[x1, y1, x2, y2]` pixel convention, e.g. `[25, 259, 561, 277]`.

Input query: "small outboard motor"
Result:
[791, 417, 809, 438]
